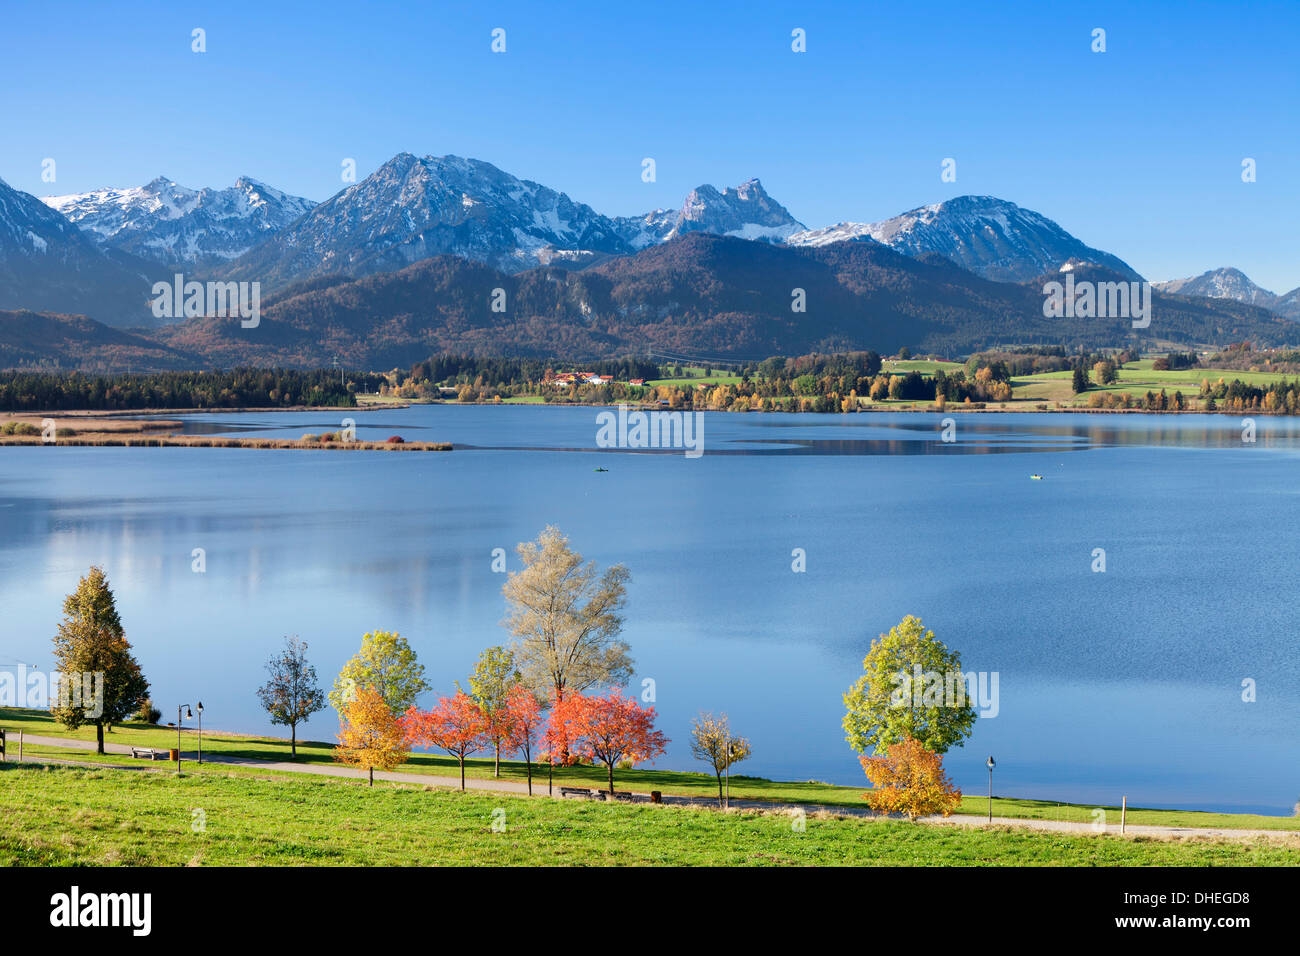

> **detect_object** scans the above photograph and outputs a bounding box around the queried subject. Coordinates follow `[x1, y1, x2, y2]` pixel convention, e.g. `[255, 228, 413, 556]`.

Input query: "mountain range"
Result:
[1153, 267, 1300, 322]
[614, 179, 807, 249]
[1, 153, 1297, 368]
[0, 176, 163, 327]
[787, 196, 1142, 283]
[44, 176, 316, 267]
[30, 235, 1286, 372]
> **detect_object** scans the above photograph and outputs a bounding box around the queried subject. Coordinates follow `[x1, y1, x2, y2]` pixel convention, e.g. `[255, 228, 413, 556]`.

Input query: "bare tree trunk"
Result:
[291, 722, 297, 758]
[526, 757, 532, 796]
[368, 766, 374, 787]
[607, 761, 615, 795]
[494, 740, 500, 777]
[716, 771, 724, 807]
[96, 722, 104, 755]
[555, 683, 570, 764]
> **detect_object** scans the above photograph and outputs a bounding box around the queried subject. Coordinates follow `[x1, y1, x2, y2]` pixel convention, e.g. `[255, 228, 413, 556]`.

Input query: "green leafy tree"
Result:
[257, 636, 327, 756]
[51, 567, 150, 754]
[843, 615, 976, 756]
[458, 645, 521, 777]
[1072, 365, 1090, 394]
[330, 630, 428, 715]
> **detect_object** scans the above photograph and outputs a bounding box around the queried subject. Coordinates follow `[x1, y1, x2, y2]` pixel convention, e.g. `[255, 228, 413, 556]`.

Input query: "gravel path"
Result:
[12, 732, 1296, 840]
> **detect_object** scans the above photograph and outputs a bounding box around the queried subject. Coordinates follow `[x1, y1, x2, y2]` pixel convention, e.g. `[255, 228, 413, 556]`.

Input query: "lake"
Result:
[2, 405, 1298, 814]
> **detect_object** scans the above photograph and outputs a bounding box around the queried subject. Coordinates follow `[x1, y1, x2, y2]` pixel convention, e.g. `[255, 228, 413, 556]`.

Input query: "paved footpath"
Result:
[12, 733, 1297, 841]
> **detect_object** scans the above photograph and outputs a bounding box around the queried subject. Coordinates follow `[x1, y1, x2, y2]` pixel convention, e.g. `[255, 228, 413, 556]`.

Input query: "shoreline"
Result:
[3, 708, 1295, 824]
[0, 435, 452, 450]
[0, 400, 1287, 452]
[0, 406, 448, 450]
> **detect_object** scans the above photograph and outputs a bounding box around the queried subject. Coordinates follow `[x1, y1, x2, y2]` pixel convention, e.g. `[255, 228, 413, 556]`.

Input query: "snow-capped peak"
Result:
[788, 195, 1141, 283]
[41, 176, 316, 266]
[615, 177, 807, 249]
[1153, 267, 1276, 305]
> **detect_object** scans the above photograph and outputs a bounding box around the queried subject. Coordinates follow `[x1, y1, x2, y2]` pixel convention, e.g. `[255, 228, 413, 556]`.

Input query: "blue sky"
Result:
[4, 0, 1297, 290]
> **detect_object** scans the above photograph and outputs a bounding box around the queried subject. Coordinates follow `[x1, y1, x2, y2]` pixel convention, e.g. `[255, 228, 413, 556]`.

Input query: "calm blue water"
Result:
[2, 406, 1298, 814]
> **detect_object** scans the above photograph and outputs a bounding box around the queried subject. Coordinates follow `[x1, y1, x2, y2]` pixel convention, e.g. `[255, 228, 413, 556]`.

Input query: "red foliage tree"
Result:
[539, 697, 579, 796]
[549, 690, 668, 795]
[501, 683, 547, 796]
[400, 691, 487, 789]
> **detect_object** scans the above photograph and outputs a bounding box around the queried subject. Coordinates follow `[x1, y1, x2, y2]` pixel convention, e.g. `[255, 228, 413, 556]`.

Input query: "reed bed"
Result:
[0, 435, 451, 451]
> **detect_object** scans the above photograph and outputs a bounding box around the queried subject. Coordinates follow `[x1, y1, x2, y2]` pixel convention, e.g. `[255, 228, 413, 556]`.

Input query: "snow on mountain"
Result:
[787, 195, 1141, 283]
[2, 180, 93, 261]
[39, 158, 814, 294]
[43, 176, 315, 266]
[13, 153, 1297, 333]
[1154, 267, 1300, 323]
[1274, 286, 1300, 322]
[225, 153, 633, 288]
[615, 179, 806, 249]
[780, 221, 881, 248]
[0, 177, 160, 326]
[1153, 267, 1276, 306]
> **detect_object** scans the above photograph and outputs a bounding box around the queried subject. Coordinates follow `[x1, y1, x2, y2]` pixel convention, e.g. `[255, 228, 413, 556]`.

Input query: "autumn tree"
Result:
[51, 567, 149, 754]
[843, 615, 976, 756]
[551, 691, 668, 795]
[401, 691, 487, 790]
[502, 683, 546, 796]
[329, 630, 428, 714]
[256, 636, 326, 757]
[539, 702, 578, 796]
[689, 712, 752, 807]
[334, 686, 409, 786]
[459, 645, 520, 777]
[502, 526, 632, 707]
[860, 736, 961, 819]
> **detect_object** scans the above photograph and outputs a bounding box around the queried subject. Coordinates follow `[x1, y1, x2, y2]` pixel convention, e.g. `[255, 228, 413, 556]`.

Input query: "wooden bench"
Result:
[130, 747, 168, 760]
[601, 790, 634, 802]
[559, 787, 601, 800]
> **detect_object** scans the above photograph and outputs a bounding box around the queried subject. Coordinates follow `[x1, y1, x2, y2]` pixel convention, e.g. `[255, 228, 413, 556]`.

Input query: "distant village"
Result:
[544, 370, 648, 390]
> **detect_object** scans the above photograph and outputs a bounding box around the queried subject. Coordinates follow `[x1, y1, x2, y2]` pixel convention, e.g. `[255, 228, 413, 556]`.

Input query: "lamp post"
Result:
[724, 741, 734, 811]
[177, 704, 193, 772]
[196, 701, 204, 764]
[986, 756, 996, 823]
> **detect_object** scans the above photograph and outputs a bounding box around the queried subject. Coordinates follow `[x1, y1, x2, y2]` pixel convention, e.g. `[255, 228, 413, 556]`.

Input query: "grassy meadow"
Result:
[4, 762, 1297, 867]
[0, 707, 863, 806]
[647, 365, 744, 387]
[1011, 360, 1300, 407]
[6, 708, 1300, 833]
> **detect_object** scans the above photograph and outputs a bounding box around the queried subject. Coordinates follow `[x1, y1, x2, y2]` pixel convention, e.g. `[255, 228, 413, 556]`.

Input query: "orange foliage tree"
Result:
[549, 690, 668, 794]
[401, 691, 488, 789]
[334, 685, 409, 786]
[502, 683, 547, 796]
[539, 697, 582, 796]
[860, 735, 961, 819]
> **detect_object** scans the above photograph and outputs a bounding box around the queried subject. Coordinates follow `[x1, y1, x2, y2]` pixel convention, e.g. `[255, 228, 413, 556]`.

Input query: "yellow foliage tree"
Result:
[689, 712, 752, 807]
[860, 735, 961, 820]
[334, 685, 409, 786]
